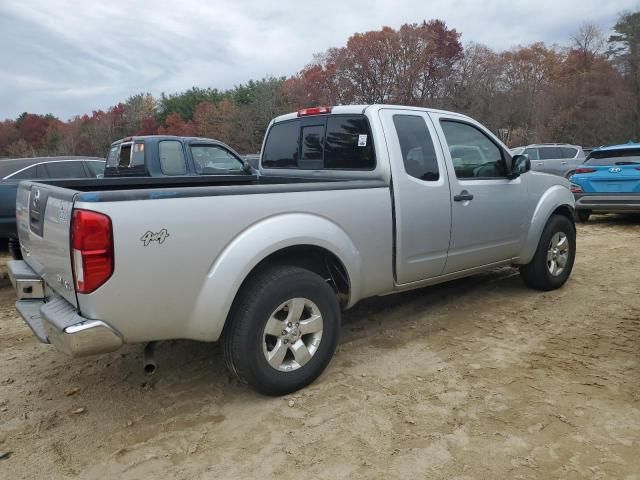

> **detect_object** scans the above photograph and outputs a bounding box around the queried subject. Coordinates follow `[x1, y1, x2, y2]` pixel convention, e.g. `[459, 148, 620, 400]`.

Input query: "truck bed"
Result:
[36, 175, 386, 203]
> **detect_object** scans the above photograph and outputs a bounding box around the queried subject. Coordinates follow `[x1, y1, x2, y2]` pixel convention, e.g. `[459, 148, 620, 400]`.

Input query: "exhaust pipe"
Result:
[143, 342, 157, 375]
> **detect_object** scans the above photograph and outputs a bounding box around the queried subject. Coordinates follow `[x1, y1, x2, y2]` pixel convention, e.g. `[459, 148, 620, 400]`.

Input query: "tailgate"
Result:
[16, 181, 77, 307]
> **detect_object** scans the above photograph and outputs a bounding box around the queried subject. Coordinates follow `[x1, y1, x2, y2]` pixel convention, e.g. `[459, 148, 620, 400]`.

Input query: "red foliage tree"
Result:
[158, 112, 197, 136]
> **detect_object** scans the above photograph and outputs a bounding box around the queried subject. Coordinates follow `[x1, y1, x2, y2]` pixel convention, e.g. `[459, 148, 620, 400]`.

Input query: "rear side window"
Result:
[560, 147, 577, 158]
[324, 116, 375, 169]
[262, 115, 375, 170]
[262, 121, 299, 168]
[300, 125, 324, 169]
[159, 141, 187, 175]
[538, 147, 562, 160]
[9, 165, 37, 179]
[392, 115, 439, 181]
[46, 161, 88, 178]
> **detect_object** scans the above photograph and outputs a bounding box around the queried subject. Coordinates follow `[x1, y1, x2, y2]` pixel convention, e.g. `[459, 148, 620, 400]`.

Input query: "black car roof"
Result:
[0, 156, 104, 178]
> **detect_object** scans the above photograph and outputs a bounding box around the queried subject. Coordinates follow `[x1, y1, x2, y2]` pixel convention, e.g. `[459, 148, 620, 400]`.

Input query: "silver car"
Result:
[511, 144, 585, 178]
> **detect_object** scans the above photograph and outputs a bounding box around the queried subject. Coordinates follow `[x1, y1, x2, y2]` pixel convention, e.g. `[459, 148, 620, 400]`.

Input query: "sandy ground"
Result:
[0, 215, 639, 479]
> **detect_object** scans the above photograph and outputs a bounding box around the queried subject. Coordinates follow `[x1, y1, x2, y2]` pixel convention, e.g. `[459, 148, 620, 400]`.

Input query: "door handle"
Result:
[453, 192, 474, 202]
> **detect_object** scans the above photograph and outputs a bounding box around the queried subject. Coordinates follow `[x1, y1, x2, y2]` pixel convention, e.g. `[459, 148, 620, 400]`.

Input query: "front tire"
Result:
[223, 265, 340, 396]
[519, 214, 576, 291]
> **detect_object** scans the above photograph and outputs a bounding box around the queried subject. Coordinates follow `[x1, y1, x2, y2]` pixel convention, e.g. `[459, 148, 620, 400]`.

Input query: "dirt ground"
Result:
[1, 215, 639, 480]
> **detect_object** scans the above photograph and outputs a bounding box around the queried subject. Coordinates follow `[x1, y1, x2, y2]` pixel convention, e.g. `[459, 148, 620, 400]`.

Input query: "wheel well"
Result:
[552, 205, 576, 226]
[243, 245, 350, 306]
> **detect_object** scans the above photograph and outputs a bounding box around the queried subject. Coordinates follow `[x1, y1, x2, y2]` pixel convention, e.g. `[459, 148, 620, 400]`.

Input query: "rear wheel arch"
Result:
[234, 244, 351, 308]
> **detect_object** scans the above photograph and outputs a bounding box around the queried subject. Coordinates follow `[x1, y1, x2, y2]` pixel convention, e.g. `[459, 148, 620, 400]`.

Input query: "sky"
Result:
[0, 0, 637, 120]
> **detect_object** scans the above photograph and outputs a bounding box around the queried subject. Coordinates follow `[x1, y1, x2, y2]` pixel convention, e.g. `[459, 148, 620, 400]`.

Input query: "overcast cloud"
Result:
[0, 0, 637, 120]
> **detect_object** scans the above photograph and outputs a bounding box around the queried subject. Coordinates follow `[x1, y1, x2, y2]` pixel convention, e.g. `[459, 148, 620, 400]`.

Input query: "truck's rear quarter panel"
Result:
[75, 183, 394, 343]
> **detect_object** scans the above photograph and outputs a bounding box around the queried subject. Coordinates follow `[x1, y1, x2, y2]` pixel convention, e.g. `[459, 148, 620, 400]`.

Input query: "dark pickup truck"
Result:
[105, 135, 251, 177]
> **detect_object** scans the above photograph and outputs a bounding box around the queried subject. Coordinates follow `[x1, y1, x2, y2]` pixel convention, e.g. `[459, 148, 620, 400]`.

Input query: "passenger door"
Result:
[431, 113, 528, 273]
[379, 109, 452, 284]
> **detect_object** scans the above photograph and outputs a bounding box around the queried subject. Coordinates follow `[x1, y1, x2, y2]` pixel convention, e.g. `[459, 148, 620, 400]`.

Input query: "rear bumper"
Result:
[574, 192, 640, 212]
[8, 260, 122, 357]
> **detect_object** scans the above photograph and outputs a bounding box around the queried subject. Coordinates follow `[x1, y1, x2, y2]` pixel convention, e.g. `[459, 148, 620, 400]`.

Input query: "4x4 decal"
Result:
[140, 229, 170, 246]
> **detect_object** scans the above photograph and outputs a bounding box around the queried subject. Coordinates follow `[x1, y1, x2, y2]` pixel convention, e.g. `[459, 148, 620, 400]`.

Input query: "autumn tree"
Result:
[158, 112, 197, 136]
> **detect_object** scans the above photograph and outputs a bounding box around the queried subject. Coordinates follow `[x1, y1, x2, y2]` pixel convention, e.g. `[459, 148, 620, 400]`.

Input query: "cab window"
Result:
[159, 141, 187, 175]
[392, 115, 439, 181]
[262, 115, 375, 170]
[191, 145, 244, 174]
[440, 120, 507, 179]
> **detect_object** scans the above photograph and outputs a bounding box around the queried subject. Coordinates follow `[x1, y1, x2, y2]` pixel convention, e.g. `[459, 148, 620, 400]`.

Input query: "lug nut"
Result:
[288, 322, 292, 327]
[284, 339, 289, 344]
[282, 330, 287, 336]
[295, 322, 299, 327]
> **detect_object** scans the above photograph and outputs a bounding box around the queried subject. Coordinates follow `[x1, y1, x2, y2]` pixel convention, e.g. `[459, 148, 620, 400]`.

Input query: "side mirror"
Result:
[512, 154, 531, 174]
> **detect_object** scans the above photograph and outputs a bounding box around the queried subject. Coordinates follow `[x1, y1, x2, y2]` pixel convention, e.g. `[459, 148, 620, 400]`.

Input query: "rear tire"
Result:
[223, 265, 340, 396]
[519, 214, 576, 291]
[576, 210, 590, 223]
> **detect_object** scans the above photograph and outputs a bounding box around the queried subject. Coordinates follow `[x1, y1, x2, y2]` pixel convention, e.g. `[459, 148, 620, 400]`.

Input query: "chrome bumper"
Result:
[8, 260, 123, 357]
[574, 193, 640, 211]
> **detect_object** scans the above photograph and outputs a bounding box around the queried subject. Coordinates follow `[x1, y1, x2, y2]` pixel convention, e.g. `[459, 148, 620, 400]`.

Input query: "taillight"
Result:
[297, 106, 332, 116]
[575, 167, 595, 174]
[71, 209, 113, 294]
[570, 183, 583, 193]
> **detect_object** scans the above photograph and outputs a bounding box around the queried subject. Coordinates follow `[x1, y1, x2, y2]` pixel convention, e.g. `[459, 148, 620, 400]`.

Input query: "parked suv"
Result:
[511, 144, 585, 178]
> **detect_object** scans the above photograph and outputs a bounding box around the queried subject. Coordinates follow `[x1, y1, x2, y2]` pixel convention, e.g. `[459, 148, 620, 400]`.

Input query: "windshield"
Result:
[510, 147, 525, 155]
[190, 145, 244, 174]
[585, 149, 640, 166]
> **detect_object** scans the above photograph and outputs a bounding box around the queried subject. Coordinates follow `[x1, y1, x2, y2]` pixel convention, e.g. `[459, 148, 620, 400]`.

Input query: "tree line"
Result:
[1, 11, 638, 159]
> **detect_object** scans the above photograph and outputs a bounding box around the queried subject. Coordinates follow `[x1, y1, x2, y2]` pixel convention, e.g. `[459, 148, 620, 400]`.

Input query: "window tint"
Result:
[46, 161, 88, 178]
[10, 165, 37, 179]
[300, 125, 324, 169]
[393, 115, 439, 181]
[324, 116, 375, 169]
[159, 141, 187, 175]
[262, 121, 299, 168]
[524, 148, 539, 160]
[262, 115, 375, 170]
[560, 147, 577, 158]
[538, 147, 562, 160]
[440, 121, 507, 178]
[86, 161, 105, 177]
[36, 164, 47, 178]
[191, 145, 243, 174]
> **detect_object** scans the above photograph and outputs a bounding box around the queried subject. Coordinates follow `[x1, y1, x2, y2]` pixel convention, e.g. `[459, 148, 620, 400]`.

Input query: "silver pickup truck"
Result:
[8, 105, 576, 395]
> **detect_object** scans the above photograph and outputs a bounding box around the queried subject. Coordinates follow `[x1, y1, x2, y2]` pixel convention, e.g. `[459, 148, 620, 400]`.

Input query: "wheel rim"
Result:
[547, 232, 569, 276]
[262, 298, 324, 372]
